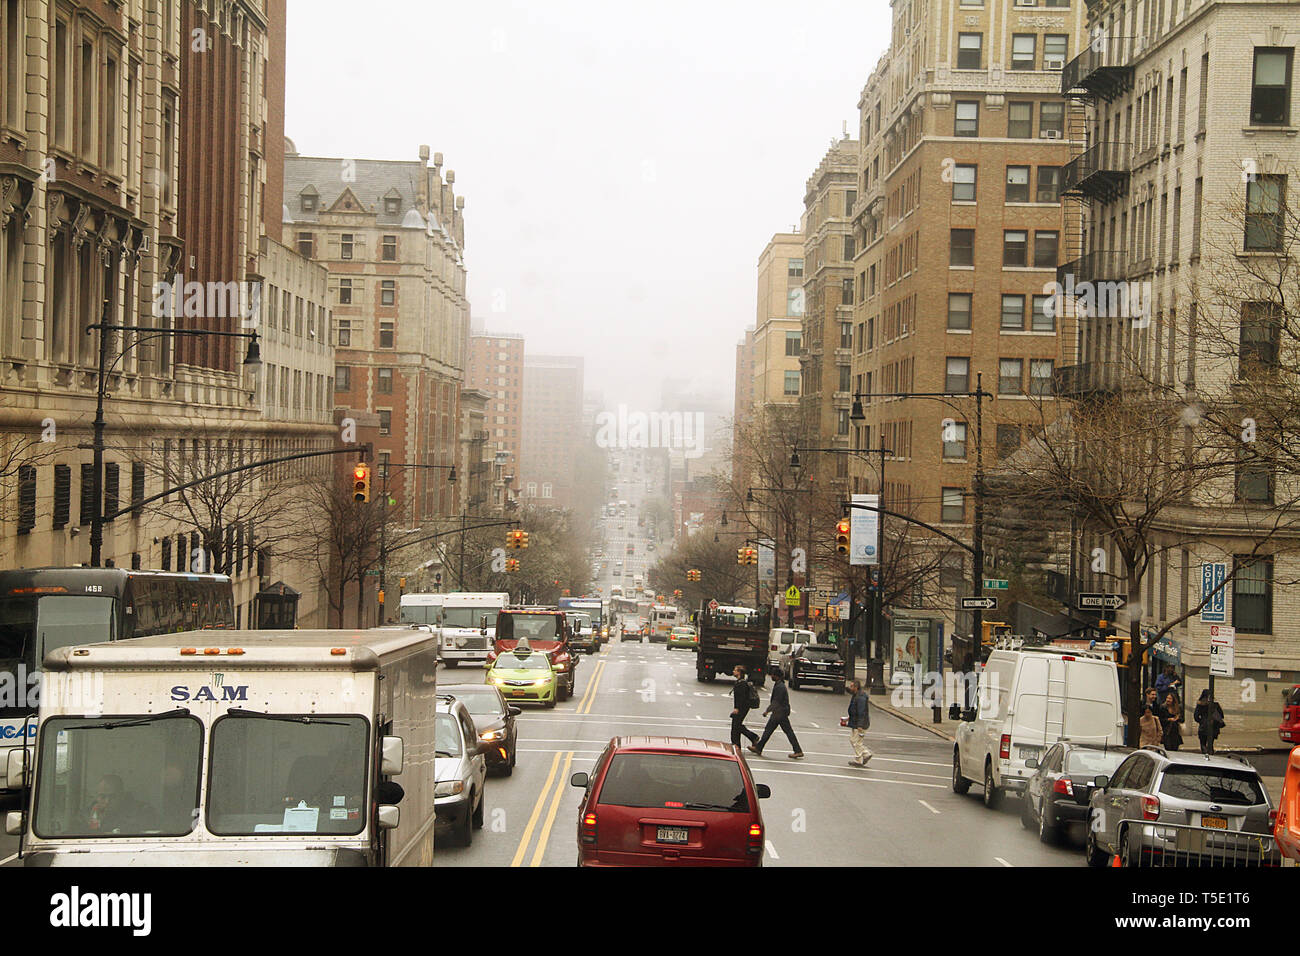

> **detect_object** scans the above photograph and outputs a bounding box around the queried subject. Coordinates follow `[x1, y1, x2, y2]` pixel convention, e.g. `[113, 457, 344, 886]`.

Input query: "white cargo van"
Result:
[438, 591, 510, 666]
[3, 629, 456, 867]
[951, 645, 1124, 809]
[768, 628, 816, 667]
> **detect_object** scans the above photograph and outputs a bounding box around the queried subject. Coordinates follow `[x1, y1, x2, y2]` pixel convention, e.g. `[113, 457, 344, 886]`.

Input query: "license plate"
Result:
[1201, 815, 1228, 830]
[1017, 746, 1040, 760]
[506, 690, 525, 697]
[656, 826, 689, 844]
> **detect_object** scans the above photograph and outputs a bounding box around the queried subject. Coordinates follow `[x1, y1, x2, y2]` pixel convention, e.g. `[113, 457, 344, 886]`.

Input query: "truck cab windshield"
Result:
[497, 614, 558, 640]
[0, 596, 116, 716]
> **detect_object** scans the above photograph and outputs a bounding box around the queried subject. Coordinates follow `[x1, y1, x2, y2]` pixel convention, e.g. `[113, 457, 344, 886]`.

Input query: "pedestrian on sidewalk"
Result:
[1144, 687, 1160, 714]
[1139, 704, 1162, 748]
[1155, 665, 1181, 710]
[1194, 689, 1225, 755]
[1161, 692, 1184, 751]
[729, 665, 760, 748]
[748, 668, 804, 759]
[845, 679, 873, 767]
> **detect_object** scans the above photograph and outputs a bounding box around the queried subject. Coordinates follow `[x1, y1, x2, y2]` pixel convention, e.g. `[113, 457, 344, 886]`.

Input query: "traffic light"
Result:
[520, 531, 530, 549]
[505, 558, 519, 573]
[836, 518, 850, 555]
[507, 529, 524, 549]
[748, 548, 758, 565]
[352, 463, 371, 502]
[737, 548, 746, 566]
[686, 568, 701, 582]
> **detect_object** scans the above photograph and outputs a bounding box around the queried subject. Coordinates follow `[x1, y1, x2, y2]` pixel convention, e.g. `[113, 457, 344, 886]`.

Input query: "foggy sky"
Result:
[285, 0, 889, 413]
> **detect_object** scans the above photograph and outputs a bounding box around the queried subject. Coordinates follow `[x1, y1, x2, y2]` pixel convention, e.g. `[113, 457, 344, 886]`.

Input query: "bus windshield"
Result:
[0, 596, 117, 713]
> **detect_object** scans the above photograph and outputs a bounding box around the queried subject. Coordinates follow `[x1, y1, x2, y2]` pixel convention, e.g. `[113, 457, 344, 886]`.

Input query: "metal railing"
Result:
[1061, 36, 1135, 98]
[1056, 249, 1130, 289]
[1116, 821, 1283, 867]
[1062, 142, 1131, 195]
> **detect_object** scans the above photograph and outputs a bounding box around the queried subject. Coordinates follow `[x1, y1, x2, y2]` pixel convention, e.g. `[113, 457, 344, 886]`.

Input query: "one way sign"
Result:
[961, 596, 998, 610]
[1077, 593, 1124, 610]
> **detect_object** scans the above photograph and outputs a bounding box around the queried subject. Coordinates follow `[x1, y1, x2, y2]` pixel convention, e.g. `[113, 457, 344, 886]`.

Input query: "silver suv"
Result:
[434, 696, 489, 848]
[1085, 747, 1278, 867]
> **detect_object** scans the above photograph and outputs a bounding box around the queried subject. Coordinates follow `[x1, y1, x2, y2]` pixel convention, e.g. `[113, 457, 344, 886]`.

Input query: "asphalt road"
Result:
[433, 634, 1089, 867]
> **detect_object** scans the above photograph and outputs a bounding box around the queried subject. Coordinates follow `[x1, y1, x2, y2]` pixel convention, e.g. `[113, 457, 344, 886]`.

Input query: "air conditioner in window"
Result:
[1042, 129, 1062, 139]
[1044, 55, 1065, 70]
[1015, 0, 1037, 6]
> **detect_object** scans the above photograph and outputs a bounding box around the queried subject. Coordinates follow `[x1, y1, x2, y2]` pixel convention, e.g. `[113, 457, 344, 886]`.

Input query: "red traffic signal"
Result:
[352, 463, 371, 502]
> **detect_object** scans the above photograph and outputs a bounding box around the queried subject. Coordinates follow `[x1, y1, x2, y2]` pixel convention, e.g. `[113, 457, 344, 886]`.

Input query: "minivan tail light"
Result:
[1142, 795, 1160, 821]
[747, 822, 763, 855]
[1053, 777, 1074, 796]
[999, 735, 1011, 760]
[1269, 809, 1278, 828]
[581, 811, 597, 845]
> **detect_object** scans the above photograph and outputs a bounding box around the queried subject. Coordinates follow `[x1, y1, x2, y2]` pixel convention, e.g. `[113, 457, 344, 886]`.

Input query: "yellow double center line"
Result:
[510, 750, 574, 867]
[576, 658, 606, 715]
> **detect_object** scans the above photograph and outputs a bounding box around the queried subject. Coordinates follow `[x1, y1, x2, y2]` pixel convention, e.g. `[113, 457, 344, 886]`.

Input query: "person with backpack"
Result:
[1194, 689, 1225, 755]
[846, 680, 872, 767]
[747, 668, 805, 759]
[729, 665, 760, 748]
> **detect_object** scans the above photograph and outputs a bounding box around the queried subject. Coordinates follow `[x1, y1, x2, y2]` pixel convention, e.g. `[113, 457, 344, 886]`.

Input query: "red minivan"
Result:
[1280, 685, 1300, 744]
[570, 737, 770, 866]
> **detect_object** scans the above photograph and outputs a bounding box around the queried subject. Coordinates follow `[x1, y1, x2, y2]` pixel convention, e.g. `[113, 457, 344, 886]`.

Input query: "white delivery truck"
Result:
[3, 629, 456, 867]
[438, 592, 510, 666]
[399, 592, 444, 627]
[950, 643, 1125, 809]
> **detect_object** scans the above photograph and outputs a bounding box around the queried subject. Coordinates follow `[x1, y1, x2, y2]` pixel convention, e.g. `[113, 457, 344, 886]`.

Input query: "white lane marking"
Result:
[919, 800, 941, 815]
[765, 840, 779, 859]
[808, 722, 819, 729]
[0, 853, 16, 866]
[746, 767, 947, 789]
[995, 857, 1013, 867]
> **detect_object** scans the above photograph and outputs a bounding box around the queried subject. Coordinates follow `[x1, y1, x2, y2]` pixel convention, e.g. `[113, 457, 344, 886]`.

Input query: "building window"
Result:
[384, 196, 401, 215]
[999, 358, 1023, 394]
[940, 554, 965, 589]
[378, 410, 392, 437]
[783, 370, 800, 396]
[955, 101, 979, 136]
[379, 322, 395, 348]
[79, 463, 94, 525]
[1250, 48, 1293, 125]
[104, 463, 118, 523]
[131, 462, 145, 516]
[950, 229, 975, 266]
[1001, 295, 1025, 329]
[338, 279, 352, 305]
[1008, 102, 1033, 138]
[1232, 556, 1272, 633]
[336, 365, 351, 391]
[838, 364, 851, 392]
[1236, 449, 1274, 504]
[1239, 301, 1281, 372]
[945, 357, 970, 393]
[1005, 166, 1030, 203]
[1034, 231, 1059, 267]
[1039, 101, 1065, 136]
[953, 164, 976, 201]
[788, 258, 804, 278]
[785, 331, 801, 356]
[1037, 166, 1062, 203]
[377, 367, 393, 394]
[842, 278, 854, 305]
[381, 280, 396, 306]
[382, 235, 397, 261]
[1044, 34, 1068, 68]
[1003, 230, 1028, 266]
[837, 409, 850, 435]
[1012, 34, 1036, 71]
[948, 293, 972, 330]
[996, 425, 1021, 459]
[842, 235, 856, 260]
[1031, 295, 1055, 331]
[941, 488, 966, 523]
[957, 33, 983, 69]
[1029, 359, 1054, 396]
[943, 422, 968, 459]
[1245, 175, 1285, 251]
[340, 234, 354, 260]
[787, 288, 804, 316]
[16, 465, 35, 534]
[337, 320, 351, 347]
[53, 464, 71, 530]
[161, 536, 172, 572]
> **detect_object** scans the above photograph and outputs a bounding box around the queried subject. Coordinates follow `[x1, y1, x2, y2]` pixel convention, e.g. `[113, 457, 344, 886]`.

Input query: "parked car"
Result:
[781, 643, 846, 692]
[485, 648, 558, 708]
[434, 696, 489, 847]
[570, 737, 771, 866]
[1276, 746, 1300, 861]
[1021, 741, 1131, 843]
[951, 645, 1124, 810]
[1280, 685, 1300, 744]
[441, 684, 521, 776]
[1085, 748, 1279, 867]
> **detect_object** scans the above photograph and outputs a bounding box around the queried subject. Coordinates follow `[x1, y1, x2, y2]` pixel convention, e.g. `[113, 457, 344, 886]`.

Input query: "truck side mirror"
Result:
[5, 811, 23, 836]
[377, 805, 400, 830]
[381, 736, 404, 776]
[3, 748, 27, 790]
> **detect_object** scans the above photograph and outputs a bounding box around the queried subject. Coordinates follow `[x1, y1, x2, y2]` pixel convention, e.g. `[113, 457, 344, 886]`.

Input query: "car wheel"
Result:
[1084, 819, 1110, 867]
[1119, 829, 1138, 867]
[983, 761, 1003, 810]
[1020, 795, 1034, 830]
[1038, 802, 1057, 844]
[952, 750, 971, 794]
[472, 791, 485, 830]
[456, 807, 473, 847]
[545, 696, 557, 709]
[789, 674, 800, 690]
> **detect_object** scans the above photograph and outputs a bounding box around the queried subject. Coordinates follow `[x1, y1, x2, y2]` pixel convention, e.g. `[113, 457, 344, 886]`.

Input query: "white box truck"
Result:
[950, 645, 1125, 809]
[3, 628, 453, 867]
[438, 592, 510, 666]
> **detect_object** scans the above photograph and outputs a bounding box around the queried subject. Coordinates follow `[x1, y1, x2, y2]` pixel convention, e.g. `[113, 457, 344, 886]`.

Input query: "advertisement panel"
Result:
[758, 538, 775, 582]
[850, 494, 879, 567]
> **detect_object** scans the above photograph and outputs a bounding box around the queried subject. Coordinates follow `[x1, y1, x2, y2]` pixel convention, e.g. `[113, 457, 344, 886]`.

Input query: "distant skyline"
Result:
[284, 0, 890, 413]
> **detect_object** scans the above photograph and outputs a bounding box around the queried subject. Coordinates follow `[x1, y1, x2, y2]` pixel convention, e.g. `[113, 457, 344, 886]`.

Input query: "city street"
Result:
[433, 634, 1085, 867]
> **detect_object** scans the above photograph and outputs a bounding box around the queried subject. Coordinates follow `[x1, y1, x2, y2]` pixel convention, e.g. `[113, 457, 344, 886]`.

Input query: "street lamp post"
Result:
[85, 316, 262, 567]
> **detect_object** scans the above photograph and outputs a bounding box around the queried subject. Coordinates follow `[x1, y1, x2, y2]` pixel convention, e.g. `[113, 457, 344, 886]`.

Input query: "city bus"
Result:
[0, 566, 235, 793]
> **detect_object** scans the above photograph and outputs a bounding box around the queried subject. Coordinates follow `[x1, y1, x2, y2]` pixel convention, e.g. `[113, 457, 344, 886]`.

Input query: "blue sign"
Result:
[1200, 562, 1227, 623]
